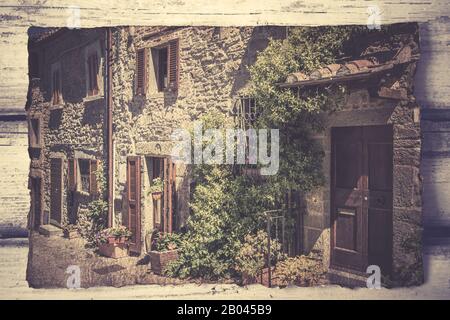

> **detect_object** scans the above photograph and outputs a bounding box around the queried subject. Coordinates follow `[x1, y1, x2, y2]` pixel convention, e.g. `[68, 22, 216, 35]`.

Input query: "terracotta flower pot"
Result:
[152, 192, 162, 200]
[107, 236, 128, 244]
[148, 249, 179, 275]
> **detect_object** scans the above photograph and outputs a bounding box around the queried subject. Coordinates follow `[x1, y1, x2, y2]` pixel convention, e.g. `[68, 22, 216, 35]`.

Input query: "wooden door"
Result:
[331, 125, 393, 275]
[50, 158, 63, 226]
[127, 156, 141, 254]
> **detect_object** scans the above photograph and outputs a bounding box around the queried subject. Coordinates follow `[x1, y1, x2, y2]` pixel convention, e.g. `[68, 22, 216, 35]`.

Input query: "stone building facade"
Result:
[26, 25, 424, 288]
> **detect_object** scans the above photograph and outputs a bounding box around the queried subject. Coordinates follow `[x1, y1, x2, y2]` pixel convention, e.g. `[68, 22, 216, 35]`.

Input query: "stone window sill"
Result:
[83, 95, 104, 103]
[50, 104, 64, 111]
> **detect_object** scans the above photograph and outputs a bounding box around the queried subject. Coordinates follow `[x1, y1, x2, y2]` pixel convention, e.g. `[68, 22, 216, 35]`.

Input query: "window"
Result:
[74, 158, 99, 195]
[79, 159, 91, 193]
[29, 117, 41, 148]
[51, 68, 62, 105]
[152, 40, 179, 92]
[232, 96, 258, 129]
[87, 52, 99, 96]
[139, 39, 179, 94]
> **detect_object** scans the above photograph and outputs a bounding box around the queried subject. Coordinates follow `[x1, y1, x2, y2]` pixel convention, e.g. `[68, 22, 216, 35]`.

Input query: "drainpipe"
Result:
[105, 27, 114, 227]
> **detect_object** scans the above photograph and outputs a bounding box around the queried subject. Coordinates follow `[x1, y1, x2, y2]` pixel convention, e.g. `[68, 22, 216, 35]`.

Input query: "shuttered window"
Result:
[72, 158, 99, 196]
[150, 39, 179, 92]
[50, 158, 63, 226]
[136, 48, 147, 95]
[87, 53, 99, 96]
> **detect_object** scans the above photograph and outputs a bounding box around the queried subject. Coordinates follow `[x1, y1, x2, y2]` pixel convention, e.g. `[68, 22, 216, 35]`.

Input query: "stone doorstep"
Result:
[38, 224, 63, 237]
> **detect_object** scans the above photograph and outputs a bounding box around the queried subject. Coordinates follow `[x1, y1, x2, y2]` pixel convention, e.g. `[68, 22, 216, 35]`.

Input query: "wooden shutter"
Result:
[163, 158, 176, 233]
[127, 156, 141, 254]
[136, 48, 147, 95]
[89, 159, 99, 196]
[168, 40, 179, 90]
[50, 158, 63, 226]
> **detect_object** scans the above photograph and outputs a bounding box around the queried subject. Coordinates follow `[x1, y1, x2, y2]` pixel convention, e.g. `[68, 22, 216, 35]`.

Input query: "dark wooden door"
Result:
[50, 158, 63, 226]
[331, 125, 392, 275]
[127, 156, 141, 254]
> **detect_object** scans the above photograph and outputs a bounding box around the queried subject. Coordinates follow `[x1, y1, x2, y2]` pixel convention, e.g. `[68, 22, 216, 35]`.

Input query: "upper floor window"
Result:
[87, 52, 99, 96]
[232, 96, 258, 129]
[51, 66, 62, 106]
[137, 39, 179, 95]
[84, 41, 103, 98]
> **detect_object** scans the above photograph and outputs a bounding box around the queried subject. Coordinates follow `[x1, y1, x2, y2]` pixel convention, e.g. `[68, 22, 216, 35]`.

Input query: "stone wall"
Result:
[0, 117, 29, 237]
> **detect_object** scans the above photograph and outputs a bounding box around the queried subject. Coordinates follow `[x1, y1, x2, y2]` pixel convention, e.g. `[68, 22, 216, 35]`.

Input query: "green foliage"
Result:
[77, 199, 108, 247]
[96, 225, 132, 244]
[235, 230, 286, 278]
[154, 232, 182, 251]
[275, 255, 326, 287]
[148, 177, 163, 194]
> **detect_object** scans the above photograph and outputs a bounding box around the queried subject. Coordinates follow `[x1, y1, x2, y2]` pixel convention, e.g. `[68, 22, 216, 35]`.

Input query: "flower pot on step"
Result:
[148, 249, 178, 275]
[98, 242, 128, 259]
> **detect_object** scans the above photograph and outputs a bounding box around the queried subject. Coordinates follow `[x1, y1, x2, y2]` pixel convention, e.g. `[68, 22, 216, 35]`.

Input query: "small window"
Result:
[79, 159, 90, 193]
[87, 53, 99, 96]
[29, 118, 41, 148]
[233, 96, 258, 129]
[52, 68, 62, 105]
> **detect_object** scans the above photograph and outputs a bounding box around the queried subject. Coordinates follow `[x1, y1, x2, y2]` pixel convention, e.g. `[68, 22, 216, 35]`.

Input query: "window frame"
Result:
[84, 41, 103, 99]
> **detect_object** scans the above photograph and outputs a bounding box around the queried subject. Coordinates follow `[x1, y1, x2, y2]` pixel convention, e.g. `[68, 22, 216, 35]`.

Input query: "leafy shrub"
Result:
[148, 177, 163, 194]
[275, 255, 326, 287]
[235, 230, 286, 279]
[77, 199, 108, 247]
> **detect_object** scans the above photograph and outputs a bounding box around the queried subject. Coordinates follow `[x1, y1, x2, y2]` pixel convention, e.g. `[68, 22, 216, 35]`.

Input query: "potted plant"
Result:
[148, 177, 163, 200]
[148, 232, 180, 275]
[63, 224, 80, 239]
[96, 226, 132, 259]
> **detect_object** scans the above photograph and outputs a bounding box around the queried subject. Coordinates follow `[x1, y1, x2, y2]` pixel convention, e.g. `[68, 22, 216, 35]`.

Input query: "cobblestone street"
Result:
[0, 238, 449, 300]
